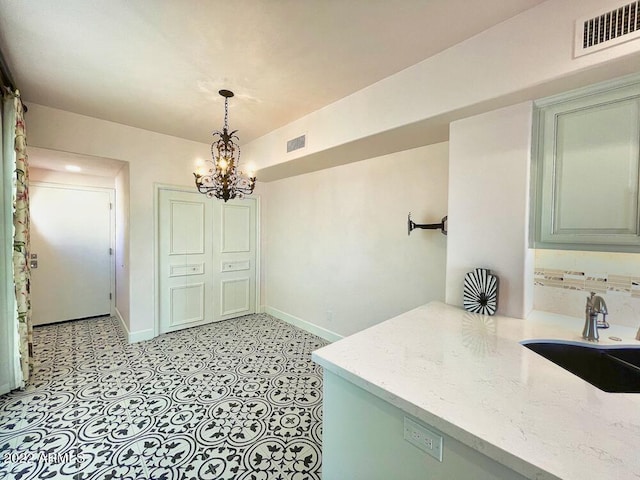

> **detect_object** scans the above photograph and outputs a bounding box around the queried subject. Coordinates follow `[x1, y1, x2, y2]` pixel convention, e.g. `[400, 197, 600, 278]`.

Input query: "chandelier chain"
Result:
[223, 97, 229, 131]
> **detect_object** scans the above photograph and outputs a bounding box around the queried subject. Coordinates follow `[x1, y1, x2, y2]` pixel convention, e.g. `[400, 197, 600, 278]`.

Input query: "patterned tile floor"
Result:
[0, 314, 328, 479]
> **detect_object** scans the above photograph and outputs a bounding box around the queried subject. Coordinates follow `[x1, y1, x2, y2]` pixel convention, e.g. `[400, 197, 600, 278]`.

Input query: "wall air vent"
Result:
[575, 1, 640, 57]
[286, 134, 306, 153]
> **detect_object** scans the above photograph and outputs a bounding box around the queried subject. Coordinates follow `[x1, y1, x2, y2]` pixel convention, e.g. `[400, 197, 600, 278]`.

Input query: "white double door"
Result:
[158, 188, 257, 334]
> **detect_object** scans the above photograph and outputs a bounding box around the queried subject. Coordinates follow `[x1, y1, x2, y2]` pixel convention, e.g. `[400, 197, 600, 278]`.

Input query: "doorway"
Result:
[30, 183, 114, 325]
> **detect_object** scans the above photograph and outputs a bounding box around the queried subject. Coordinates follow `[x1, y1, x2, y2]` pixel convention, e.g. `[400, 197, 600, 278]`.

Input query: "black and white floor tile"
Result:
[0, 313, 328, 479]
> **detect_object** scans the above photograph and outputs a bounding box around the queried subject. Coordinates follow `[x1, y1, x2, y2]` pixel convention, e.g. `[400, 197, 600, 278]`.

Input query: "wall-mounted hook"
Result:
[407, 213, 447, 236]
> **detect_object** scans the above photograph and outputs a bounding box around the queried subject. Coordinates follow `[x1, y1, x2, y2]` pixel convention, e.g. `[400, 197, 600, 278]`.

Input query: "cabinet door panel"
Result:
[534, 75, 640, 252]
[553, 99, 639, 234]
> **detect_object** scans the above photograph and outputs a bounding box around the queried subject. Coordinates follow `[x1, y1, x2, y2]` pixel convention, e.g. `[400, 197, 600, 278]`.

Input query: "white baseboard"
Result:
[114, 307, 155, 344]
[265, 306, 343, 343]
[114, 307, 129, 338]
[128, 328, 155, 343]
[115, 305, 335, 344]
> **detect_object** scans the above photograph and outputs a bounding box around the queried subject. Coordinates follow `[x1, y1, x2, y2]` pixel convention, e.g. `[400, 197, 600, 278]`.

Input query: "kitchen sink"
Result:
[521, 341, 640, 393]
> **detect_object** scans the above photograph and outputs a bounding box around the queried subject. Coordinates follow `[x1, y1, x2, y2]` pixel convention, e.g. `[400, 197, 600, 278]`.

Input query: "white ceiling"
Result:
[0, 0, 545, 149]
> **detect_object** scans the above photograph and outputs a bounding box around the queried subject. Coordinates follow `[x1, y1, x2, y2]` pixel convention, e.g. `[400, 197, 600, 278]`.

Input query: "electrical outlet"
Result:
[326, 310, 334, 322]
[404, 417, 443, 461]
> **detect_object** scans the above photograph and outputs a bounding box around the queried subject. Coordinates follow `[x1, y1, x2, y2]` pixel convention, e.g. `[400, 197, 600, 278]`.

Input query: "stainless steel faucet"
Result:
[583, 292, 608, 342]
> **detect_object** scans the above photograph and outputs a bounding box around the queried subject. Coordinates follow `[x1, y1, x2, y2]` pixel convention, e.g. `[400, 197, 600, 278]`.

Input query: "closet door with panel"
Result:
[158, 188, 257, 334]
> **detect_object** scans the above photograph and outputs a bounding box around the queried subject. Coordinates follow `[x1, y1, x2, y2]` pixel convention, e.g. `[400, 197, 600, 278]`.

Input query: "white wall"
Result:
[29, 168, 115, 188]
[446, 102, 534, 318]
[247, 0, 640, 327]
[115, 164, 130, 329]
[244, 0, 640, 176]
[25, 103, 210, 339]
[263, 142, 448, 338]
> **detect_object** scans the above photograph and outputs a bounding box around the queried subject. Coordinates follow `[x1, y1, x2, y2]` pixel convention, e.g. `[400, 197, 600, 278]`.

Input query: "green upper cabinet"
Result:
[532, 75, 640, 252]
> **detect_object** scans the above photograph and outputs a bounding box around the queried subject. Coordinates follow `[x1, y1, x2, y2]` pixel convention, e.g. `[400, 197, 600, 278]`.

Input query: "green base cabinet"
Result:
[321, 371, 530, 480]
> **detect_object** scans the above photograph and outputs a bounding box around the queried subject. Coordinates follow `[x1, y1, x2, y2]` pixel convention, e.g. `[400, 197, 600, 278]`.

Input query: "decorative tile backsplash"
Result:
[535, 268, 640, 297]
[534, 250, 640, 328]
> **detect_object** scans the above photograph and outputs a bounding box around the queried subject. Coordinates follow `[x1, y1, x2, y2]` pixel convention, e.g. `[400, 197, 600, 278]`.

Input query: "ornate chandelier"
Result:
[194, 89, 256, 202]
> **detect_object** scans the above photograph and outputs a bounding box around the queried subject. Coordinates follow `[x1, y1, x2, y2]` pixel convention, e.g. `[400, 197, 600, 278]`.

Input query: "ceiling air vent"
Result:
[286, 134, 306, 153]
[575, 1, 640, 57]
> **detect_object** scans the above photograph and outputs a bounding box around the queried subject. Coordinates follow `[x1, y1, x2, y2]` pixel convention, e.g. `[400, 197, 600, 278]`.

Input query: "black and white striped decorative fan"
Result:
[463, 268, 499, 315]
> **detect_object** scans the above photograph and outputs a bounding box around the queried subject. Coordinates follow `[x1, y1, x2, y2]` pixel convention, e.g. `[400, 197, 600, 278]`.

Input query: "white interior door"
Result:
[30, 184, 113, 325]
[159, 189, 214, 334]
[158, 188, 257, 334]
[214, 199, 257, 321]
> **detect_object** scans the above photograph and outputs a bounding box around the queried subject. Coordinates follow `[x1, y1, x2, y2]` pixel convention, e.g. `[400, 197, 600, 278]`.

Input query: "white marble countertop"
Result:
[312, 301, 640, 480]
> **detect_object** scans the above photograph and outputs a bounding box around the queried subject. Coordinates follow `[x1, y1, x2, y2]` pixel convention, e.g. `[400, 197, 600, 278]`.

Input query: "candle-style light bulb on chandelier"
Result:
[194, 89, 256, 202]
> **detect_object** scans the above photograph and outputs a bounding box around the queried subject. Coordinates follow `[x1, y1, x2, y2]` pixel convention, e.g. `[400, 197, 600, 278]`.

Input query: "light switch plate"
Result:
[404, 417, 443, 461]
